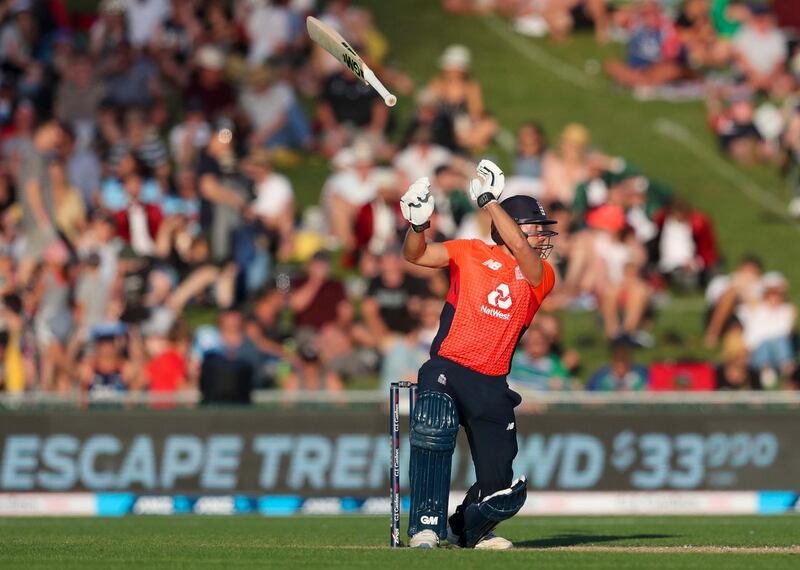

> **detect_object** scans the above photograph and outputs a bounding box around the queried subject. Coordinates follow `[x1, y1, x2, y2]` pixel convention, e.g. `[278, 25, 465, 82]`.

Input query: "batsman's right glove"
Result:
[469, 159, 505, 208]
[400, 177, 435, 232]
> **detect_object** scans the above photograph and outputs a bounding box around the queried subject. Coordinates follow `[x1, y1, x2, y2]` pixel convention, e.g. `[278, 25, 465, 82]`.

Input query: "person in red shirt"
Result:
[400, 160, 557, 549]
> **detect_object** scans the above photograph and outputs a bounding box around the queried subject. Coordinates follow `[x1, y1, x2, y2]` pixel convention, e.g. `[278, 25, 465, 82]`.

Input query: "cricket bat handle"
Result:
[364, 67, 397, 107]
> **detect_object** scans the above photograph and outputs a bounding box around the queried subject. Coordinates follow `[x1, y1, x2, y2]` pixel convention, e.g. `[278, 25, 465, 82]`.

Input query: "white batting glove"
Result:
[469, 159, 505, 208]
[400, 177, 435, 232]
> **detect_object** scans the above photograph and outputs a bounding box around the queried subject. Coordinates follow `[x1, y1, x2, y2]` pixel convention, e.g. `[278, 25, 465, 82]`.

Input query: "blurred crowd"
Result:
[447, 0, 800, 217]
[0, 0, 796, 402]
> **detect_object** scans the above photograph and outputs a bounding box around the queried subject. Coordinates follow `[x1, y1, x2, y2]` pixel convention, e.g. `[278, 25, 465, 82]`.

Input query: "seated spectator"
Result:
[107, 108, 170, 186]
[715, 324, 761, 390]
[244, 286, 298, 389]
[605, 1, 683, 90]
[514, 122, 547, 180]
[707, 88, 777, 165]
[655, 199, 718, 289]
[240, 65, 311, 151]
[168, 98, 211, 170]
[79, 326, 143, 395]
[112, 169, 163, 256]
[732, 4, 791, 96]
[317, 67, 389, 158]
[50, 159, 86, 244]
[144, 321, 190, 399]
[323, 139, 381, 250]
[351, 169, 405, 262]
[380, 319, 429, 390]
[54, 54, 106, 143]
[362, 247, 431, 348]
[89, 0, 129, 63]
[427, 44, 497, 153]
[586, 338, 649, 391]
[402, 88, 457, 151]
[508, 325, 570, 391]
[513, 0, 610, 43]
[430, 163, 472, 240]
[542, 123, 591, 206]
[675, 0, 732, 72]
[736, 271, 797, 387]
[705, 254, 764, 347]
[286, 251, 351, 391]
[1, 100, 35, 177]
[183, 45, 236, 120]
[393, 125, 452, 182]
[149, 0, 202, 88]
[242, 147, 295, 264]
[100, 41, 160, 108]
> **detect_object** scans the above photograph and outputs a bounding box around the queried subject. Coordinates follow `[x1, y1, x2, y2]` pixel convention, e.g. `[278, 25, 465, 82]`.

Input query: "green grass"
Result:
[0, 516, 797, 569]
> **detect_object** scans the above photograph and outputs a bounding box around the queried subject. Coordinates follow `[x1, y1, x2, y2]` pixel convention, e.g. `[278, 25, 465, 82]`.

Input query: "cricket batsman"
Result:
[399, 159, 558, 549]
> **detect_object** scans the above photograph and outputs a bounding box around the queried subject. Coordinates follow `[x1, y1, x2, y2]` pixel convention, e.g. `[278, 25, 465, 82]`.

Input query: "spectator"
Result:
[54, 54, 106, 142]
[112, 169, 163, 256]
[184, 45, 236, 120]
[240, 64, 311, 151]
[107, 108, 170, 185]
[427, 44, 497, 154]
[402, 88, 457, 151]
[122, 0, 170, 49]
[1, 100, 36, 176]
[90, 0, 129, 63]
[605, 0, 683, 91]
[61, 125, 102, 210]
[732, 4, 790, 96]
[736, 271, 797, 387]
[362, 247, 431, 348]
[351, 169, 405, 261]
[542, 123, 591, 206]
[168, 98, 211, 170]
[244, 286, 298, 389]
[144, 321, 190, 399]
[0, 0, 36, 74]
[101, 41, 160, 108]
[379, 319, 428, 390]
[655, 199, 719, 289]
[394, 125, 452, 182]
[199, 310, 255, 403]
[508, 325, 570, 391]
[16, 119, 64, 285]
[587, 338, 649, 391]
[79, 326, 143, 394]
[514, 122, 547, 180]
[317, 67, 389, 158]
[705, 254, 764, 347]
[196, 120, 250, 262]
[715, 325, 761, 390]
[707, 88, 777, 165]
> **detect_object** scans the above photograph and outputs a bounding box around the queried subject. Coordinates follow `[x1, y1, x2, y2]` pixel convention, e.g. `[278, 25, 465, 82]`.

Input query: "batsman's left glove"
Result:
[469, 159, 505, 208]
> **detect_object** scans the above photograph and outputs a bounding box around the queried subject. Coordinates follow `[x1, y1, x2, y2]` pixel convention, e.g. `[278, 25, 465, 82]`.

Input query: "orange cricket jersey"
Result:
[430, 239, 556, 376]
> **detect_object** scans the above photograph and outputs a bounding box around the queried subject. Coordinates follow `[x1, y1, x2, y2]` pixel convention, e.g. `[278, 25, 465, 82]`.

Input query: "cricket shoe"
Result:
[409, 529, 439, 548]
[447, 527, 514, 550]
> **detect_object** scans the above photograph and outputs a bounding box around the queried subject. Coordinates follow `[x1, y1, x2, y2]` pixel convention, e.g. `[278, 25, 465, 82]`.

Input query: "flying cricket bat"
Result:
[306, 16, 397, 108]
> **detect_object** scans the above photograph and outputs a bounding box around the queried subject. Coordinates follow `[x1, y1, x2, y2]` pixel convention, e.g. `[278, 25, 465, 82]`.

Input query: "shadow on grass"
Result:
[515, 533, 675, 549]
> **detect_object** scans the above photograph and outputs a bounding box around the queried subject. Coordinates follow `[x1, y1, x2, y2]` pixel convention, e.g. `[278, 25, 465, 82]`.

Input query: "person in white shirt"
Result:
[323, 140, 380, 249]
[242, 148, 295, 262]
[393, 127, 452, 183]
[736, 271, 797, 385]
[123, 0, 171, 48]
[732, 5, 791, 95]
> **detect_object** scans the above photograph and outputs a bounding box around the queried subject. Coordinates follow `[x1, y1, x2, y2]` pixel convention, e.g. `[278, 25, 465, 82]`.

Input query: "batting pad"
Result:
[461, 476, 528, 547]
[407, 391, 459, 539]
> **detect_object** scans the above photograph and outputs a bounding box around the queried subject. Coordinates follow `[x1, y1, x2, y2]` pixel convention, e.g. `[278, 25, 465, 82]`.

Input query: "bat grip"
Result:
[364, 67, 397, 107]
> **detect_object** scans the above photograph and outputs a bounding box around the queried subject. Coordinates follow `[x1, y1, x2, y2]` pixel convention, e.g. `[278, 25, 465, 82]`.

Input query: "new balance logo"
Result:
[437, 374, 447, 386]
[483, 259, 502, 271]
[487, 283, 512, 310]
[506, 422, 515, 431]
[420, 515, 439, 525]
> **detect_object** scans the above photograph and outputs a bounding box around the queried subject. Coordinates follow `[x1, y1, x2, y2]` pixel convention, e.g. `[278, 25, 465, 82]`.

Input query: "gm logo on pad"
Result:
[420, 515, 439, 525]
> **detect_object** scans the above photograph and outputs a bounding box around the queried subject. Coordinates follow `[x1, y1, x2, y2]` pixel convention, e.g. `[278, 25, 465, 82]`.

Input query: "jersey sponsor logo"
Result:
[420, 515, 439, 525]
[480, 304, 511, 320]
[482, 259, 503, 271]
[487, 283, 512, 310]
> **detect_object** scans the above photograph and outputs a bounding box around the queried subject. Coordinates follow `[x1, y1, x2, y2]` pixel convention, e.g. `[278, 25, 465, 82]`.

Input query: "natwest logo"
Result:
[487, 283, 512, 310]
